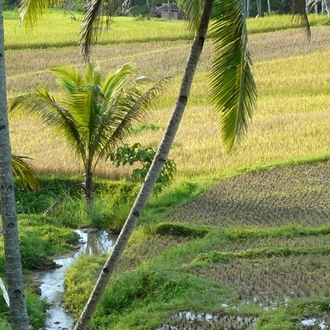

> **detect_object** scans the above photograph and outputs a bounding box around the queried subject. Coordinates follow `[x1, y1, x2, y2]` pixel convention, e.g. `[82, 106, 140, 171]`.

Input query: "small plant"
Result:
[155, 222, 208, 238]
[109, 142, 176, 194]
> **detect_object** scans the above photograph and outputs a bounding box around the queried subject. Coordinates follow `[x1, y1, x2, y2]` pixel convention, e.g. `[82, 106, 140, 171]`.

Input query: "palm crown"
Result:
[10, 63, 168, 201]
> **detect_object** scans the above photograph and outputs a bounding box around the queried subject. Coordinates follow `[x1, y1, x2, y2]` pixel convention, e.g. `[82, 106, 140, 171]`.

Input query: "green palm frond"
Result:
[289, 0, 311, 40]
[210, 0, 257, 151]
[50, 66, 84, 94]
[19, 0, 64, 25]
[85, 62, 102, 85]
[102, 64, 133, 99]
[177, 0, 203, 33]
[12, 155, 40, 190]
[87, 64, 136, 160]
[9, 89, 86, 165]
[80, 0, 120, 61]
[93, 76, 170, 167]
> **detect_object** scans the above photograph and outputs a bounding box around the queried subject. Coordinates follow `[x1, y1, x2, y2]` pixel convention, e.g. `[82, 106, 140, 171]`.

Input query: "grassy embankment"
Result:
[1, 11, 330, 329]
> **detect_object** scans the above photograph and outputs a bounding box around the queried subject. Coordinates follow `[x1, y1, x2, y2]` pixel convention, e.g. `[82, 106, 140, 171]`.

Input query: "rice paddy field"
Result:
[5, 10, 330, 330]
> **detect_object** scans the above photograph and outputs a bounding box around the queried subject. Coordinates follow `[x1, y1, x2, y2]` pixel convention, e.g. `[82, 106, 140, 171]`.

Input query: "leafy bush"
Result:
[109, 143, 176, 194]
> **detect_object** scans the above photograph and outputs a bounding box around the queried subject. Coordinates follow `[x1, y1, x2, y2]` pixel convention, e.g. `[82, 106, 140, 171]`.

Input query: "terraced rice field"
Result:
[126, 161, 330, 329]
[165, 161, 330, 227]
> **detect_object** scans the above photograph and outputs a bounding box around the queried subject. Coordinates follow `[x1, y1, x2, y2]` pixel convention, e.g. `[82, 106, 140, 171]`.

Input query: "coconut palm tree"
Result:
[0, 0, 30, 328]
[10, 63, 168, 203]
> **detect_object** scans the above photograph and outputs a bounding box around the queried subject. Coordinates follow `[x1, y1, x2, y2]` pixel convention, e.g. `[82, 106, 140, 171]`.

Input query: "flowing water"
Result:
[37, 229, 117, 330]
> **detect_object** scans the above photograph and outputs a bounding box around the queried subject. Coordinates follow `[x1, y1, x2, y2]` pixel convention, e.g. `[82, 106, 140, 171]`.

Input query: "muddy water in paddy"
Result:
[37, 229, 117, 330]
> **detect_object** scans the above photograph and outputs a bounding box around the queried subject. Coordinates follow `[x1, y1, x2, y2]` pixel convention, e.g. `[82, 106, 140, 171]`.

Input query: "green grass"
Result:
[65, 257, 235, 330]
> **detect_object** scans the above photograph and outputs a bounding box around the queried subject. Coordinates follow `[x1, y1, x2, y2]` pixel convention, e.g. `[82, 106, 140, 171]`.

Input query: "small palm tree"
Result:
[10, 63, 167, 203]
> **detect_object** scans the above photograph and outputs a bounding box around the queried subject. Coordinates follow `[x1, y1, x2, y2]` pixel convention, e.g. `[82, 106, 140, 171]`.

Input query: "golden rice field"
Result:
[7, 16, 330, 181]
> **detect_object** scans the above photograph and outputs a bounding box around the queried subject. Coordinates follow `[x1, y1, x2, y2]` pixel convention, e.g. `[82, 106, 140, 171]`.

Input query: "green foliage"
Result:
[107, 202, 133, 232]
[0, 215, 78, 273]
[25, 290, 47, 329]
[49, 182, 139, 230]
[142, 179, 210, 224]
[51, 196, 90, 228]
[50, 196, 119, 229]
[109, 142, 176, 194]
[3, 0, 18, 10]
[130, 123, 161, 135]
[19, 227, 77, 269]
[95, 180, 139, 205]
[210, 0, 257, 151]
[220, 224, 330, 241]
[14, 176, 140, 232]
[14, 176, 83, 214]
[155, 222, 208, 238]
[0, 286, 46, 329]
[64, 254, 106, 312]
[0, 319, 10, 330]
[16, 216, 79, 269]
[11, 155, 40, 191]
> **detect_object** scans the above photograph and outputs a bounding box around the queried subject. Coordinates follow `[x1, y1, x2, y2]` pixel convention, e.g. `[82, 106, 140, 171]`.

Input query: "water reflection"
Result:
[39, 229, 116, 330]
[77, 230, 117, 255]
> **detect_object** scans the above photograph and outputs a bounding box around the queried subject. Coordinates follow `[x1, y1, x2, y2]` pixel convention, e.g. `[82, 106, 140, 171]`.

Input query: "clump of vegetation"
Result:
[109, 142, 176, 194]
[155, 222, 208, 238]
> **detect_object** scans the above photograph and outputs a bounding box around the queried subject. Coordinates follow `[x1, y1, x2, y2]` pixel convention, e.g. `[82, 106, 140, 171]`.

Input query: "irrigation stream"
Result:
[37, 229, 117, 330]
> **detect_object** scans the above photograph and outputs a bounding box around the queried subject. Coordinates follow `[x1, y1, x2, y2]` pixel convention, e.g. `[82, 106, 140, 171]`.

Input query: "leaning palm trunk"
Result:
[73, 0, 215, 328]
[0, 1, 30, 328]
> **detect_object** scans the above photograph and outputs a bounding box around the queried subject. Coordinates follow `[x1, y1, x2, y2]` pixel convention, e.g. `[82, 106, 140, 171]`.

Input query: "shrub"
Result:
[109, 143, 176, 194]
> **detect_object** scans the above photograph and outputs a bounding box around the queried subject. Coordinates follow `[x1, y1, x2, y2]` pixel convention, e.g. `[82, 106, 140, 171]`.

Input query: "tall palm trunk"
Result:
[0, 1, 30, 329]
[73, 0, 215, 329]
